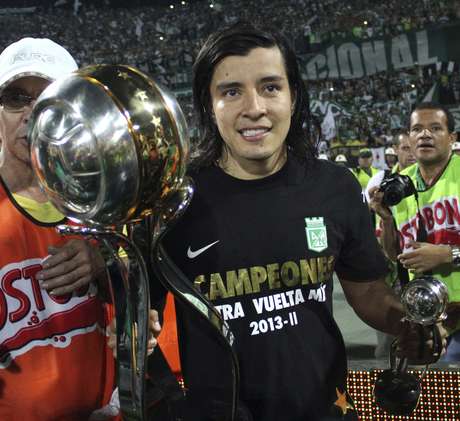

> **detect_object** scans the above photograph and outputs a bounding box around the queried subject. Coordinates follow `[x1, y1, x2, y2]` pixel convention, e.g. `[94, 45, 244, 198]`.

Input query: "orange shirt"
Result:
[0, 179, 116, 420]
[157, 293, 181, 377]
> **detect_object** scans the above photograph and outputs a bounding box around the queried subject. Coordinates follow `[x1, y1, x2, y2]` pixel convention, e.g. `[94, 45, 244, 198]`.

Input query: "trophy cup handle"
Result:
[146, 179, 239, 421]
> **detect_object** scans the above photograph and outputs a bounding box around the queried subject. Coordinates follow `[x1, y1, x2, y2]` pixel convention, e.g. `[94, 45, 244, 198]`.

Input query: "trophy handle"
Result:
[58, 225, 151, 421]
[149, 178, 240, 421]
[374, 323, 443, 416]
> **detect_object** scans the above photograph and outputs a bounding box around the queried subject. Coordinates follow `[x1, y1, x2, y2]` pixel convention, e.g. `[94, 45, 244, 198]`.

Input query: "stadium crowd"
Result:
[0, 0, 459, 155]
[0, 0, 458, 78]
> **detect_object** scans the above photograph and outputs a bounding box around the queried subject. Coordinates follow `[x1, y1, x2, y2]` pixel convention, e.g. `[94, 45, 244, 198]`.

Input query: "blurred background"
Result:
[2, 0, 460, 168]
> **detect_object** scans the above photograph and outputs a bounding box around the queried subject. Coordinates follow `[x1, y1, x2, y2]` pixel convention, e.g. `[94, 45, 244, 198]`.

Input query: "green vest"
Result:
[352, 166, 379, 190]
[392, 154, 460, 301]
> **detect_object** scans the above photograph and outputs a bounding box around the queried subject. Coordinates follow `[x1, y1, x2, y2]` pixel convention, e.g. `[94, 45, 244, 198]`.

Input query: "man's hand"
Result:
[395, 320, 448, 365]
[368, 186, 393, 221]
[37, 239, 106, 296]
[107, 309, 162, 358]
[398, 240, 452, 274]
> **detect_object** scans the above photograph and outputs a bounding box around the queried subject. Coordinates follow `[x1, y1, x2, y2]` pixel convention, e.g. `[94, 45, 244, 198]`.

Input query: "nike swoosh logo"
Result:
[187, 240, 220, 259]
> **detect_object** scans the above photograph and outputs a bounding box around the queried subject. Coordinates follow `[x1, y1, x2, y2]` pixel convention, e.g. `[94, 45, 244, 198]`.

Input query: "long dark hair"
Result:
[191, 21, 316, 169]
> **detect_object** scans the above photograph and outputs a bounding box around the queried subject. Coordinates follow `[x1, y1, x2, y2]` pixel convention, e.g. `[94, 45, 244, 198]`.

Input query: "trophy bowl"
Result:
[401, 276, 449, 325]
[28, 64, 189, 226]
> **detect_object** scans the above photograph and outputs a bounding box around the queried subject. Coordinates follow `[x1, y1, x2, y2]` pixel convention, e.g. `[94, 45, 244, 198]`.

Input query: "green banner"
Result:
[300, 22, 460, 80]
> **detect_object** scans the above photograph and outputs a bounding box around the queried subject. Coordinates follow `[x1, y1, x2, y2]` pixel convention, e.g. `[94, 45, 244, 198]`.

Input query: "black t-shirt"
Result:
[160, 155, 388, 420]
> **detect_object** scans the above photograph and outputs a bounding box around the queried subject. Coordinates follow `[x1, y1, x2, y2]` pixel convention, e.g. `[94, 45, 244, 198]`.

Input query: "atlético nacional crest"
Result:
[305, 217, 328, 252]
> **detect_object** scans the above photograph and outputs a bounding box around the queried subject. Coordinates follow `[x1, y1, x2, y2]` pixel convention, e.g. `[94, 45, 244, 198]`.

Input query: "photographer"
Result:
[366, 132, 416, 358]
[369, 102, 460, 361]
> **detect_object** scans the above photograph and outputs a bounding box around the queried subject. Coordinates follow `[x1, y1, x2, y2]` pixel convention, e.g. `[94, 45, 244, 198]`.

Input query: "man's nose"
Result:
[242, 90, 266, 119]
[22, 99, 37, 122]
[420, 127, 433, 136]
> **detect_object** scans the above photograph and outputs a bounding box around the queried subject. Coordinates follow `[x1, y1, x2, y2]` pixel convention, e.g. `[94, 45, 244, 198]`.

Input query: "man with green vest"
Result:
[370, 102, 460, 361]
[352, 148, 379, 191]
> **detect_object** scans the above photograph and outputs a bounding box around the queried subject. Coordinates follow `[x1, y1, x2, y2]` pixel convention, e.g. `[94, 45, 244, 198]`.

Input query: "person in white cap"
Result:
[334, 153, 347, 166]
[384, 147, 398, 169]
[0, 38, 122, 420]
[452, 141, 460, 156]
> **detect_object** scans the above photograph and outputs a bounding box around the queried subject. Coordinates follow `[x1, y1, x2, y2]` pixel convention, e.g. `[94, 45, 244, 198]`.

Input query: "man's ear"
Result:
[451, 132, 458, 143]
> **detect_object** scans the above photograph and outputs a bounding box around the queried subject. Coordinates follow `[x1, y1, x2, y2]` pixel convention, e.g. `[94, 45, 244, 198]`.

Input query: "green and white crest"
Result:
[305, 217, 328, 252]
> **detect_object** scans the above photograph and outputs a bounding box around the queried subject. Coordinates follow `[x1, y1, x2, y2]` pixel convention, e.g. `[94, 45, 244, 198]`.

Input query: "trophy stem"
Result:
[100, 236, 150, 420]
[58, 225, 150, 420]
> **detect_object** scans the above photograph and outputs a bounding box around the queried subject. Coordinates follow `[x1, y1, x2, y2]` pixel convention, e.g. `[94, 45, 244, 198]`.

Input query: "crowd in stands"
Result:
[1, 0, 458, 80]
[1, 0, 459, 153]
[310, 63, 460, 162]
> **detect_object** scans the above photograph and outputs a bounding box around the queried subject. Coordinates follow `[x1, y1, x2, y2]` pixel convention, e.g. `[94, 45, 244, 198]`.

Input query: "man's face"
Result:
[209, 46, 294, 172]
[0, 76, 50, 165]
[358, 155, 372, 169]
[385, 154, 397, 168]
[409, 109, 457, 167]
[396, 134, 416, 170]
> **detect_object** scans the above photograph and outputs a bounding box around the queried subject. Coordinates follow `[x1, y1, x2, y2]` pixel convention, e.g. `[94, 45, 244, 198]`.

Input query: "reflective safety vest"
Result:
[392, 154, 460, 301]
[352, 166, 379, 190]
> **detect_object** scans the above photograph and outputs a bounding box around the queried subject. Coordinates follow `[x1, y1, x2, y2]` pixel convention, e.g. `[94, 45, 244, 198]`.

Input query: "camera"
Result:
[379, 174, 416, 206]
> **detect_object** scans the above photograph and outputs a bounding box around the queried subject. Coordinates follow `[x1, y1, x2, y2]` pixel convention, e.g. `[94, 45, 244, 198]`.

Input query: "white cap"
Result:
[385, 147, 396, 155]
[335, 154, 347, 163]
[452, 142, 460, 151]
[318, 153, 328, 160]
[0, 38, 77, 93]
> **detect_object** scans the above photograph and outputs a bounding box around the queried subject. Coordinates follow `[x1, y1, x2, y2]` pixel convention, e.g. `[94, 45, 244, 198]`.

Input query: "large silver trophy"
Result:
[29, 65, 238, 421]
[374, 276, 448, 415]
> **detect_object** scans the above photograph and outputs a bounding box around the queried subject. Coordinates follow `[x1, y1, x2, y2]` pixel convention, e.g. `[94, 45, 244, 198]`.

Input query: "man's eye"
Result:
[224, 89, 238, 97]
[265, 84, 280, 93]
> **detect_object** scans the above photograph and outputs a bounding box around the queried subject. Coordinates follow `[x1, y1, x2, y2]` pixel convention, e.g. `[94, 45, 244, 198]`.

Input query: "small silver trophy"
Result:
[28, 65, 238, 421]
[374, 275, 448, 415]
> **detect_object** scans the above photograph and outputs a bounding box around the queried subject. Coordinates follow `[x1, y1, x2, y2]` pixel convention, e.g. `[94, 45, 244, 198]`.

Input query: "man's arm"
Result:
[368, 186, 399, 261]
[340, 277, 404, 336]
[380, 217, 399, 261]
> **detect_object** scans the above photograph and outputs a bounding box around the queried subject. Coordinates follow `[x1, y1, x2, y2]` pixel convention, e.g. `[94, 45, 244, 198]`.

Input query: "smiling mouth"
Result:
[239, 128, 271, 141]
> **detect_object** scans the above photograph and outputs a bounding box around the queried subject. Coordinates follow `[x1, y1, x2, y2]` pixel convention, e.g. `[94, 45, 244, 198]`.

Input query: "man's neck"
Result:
[419, 155, 450, 188]
[219, 148, 287, 180]
[360, 166, 372, 176]
[0, 162, 48, 202]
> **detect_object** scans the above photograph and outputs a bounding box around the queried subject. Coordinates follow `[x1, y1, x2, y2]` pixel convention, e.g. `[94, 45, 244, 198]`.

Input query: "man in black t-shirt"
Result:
[156, 23, 447, 421]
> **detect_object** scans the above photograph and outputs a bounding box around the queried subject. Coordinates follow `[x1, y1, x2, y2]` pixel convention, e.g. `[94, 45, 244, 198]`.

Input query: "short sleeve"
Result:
[335, 174, 389, 282]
